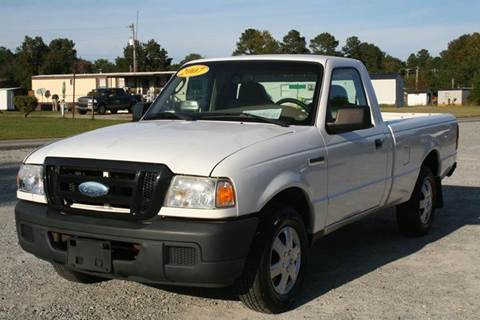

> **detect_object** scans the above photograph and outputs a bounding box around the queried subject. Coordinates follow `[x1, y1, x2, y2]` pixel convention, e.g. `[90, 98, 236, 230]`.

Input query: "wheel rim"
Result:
[419, 178, 433, 224]
[269, 226, 301, 295]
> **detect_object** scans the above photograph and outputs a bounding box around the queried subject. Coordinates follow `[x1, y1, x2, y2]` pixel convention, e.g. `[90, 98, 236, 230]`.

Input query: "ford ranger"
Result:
[15, 55, 458, 313]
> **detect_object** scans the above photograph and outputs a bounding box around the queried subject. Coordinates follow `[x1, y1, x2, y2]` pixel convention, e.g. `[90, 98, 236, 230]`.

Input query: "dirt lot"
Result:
[0, 122, 478, 320]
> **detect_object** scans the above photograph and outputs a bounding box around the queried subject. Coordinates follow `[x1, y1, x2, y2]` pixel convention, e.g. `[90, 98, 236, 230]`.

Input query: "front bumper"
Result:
[15, 201, 258, 287]
[75, 104, 93, 111]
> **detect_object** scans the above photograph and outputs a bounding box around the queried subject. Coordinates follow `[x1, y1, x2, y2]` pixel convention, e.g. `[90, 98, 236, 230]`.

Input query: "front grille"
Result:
[45, 157, 173, 220]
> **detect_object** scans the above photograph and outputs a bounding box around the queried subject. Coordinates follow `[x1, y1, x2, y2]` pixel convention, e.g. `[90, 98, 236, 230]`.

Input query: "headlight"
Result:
[17, 164, 45, 195]
[164, 176, 235, 209]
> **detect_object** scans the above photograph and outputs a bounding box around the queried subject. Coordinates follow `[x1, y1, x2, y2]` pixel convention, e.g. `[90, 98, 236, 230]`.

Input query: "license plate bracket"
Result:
[67, 238, 112, 273]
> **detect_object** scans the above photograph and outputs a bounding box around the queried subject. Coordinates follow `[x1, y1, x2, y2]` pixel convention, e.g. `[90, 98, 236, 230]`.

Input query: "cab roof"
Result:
[185, 54, 358, 66]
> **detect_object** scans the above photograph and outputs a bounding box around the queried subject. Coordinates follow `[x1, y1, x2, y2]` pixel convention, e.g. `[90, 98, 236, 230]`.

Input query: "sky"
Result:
[0, 0, 479, 63]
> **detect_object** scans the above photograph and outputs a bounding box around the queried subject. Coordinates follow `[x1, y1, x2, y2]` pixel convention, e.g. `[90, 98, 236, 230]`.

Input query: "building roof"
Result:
[0, 87, 21, 91]
[437, 88, 471, 92]
[32, 71, 176, 79]
[369, 73, 401, 80]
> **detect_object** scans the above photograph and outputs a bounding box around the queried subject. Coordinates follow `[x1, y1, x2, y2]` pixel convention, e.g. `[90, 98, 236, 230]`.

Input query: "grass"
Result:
[0, 112, 128, 140]
[380, 105, 480, 118]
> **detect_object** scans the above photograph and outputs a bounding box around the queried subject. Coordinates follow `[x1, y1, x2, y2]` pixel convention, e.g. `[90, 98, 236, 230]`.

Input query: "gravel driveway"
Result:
[0, 122, 479, 320]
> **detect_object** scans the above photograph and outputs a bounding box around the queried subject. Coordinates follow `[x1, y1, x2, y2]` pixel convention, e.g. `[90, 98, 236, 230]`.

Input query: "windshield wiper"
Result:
[200, 112, 289, 127]
[145, 112, 194, 121]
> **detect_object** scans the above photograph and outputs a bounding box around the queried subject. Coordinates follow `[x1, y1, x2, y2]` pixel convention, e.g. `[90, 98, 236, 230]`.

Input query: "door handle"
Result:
[309, 156, 325, 166]
[374, 138, 384, 149]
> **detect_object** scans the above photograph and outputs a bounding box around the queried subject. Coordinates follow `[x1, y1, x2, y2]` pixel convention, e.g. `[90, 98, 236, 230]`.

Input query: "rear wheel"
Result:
[97, 104, 106, 115]
[236, 207, 307, 313]
[397, 167, 437, 236]
[78, 110, 87, 115]
[52, 263, 108, 284]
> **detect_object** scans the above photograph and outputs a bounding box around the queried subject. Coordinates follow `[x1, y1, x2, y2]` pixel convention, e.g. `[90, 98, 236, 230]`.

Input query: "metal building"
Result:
[370, 73, 404, 107]
[437, 89, 471, 105]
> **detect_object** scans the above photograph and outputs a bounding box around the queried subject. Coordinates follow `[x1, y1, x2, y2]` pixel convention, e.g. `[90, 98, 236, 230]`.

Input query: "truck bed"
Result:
[381, 111, 457, 207]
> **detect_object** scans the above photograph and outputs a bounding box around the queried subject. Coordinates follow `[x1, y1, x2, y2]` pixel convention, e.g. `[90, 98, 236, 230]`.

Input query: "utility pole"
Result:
[128, 23, 137, 73]
[451, 77, 455, 89]
[415, 66, 419, 91]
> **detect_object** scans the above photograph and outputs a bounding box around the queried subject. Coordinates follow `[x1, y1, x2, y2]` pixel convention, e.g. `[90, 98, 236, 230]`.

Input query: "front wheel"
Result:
[236, 207, 307, 313]
[97, 104, 106, 115]
[110, 109, 118, 114]
[397, 167, 437, 236]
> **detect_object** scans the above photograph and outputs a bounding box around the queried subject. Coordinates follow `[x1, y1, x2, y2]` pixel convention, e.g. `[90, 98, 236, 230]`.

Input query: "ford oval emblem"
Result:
[78, 181, 109, 197]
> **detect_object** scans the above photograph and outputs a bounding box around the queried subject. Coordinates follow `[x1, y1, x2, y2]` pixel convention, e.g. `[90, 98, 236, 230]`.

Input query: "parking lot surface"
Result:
[0, 122, 478, 319]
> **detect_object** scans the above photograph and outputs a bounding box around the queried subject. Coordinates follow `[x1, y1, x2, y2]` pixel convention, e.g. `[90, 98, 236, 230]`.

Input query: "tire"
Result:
[52, 263, 108, 284]
[236, 207, 308, 313]
[97, 104, 106, 115]
[397, 166, 437, 237]
[110, 109, 118, 114]
[78, 110, 87, 115]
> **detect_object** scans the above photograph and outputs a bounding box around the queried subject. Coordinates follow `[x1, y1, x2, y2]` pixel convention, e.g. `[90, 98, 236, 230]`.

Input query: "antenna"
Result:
[136, 10, 139, 40]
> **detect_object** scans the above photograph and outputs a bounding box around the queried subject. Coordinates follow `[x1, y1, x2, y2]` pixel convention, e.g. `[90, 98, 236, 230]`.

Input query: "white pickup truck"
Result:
[15, 55, 458, 313]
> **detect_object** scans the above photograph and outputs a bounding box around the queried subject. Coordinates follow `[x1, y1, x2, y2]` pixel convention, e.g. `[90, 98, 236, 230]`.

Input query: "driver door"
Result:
[324, 68, 388, 226]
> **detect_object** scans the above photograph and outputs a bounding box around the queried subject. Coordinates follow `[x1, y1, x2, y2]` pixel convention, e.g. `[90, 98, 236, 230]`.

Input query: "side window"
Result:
[326, 68, 372, 133]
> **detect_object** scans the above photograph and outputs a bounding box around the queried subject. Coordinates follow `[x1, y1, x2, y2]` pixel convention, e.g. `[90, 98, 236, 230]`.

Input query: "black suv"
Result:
[76, 88, 142, 115]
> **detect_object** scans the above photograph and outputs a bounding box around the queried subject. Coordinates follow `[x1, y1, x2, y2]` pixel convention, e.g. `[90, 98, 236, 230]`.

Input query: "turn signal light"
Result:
[216, 180, 235, 208]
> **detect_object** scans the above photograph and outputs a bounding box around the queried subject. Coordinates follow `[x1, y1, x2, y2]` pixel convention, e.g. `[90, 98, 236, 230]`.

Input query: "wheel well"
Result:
[263, 187, 312, 232]
[423, 150, 440, 176]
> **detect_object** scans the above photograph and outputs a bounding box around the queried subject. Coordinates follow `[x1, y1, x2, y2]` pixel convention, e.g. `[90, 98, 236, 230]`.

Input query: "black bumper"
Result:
[15, 201, 258, 287]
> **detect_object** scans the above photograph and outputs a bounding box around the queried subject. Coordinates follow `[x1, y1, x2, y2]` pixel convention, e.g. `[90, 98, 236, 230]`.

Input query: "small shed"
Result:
[0, 87, 20, 110]
[370, 73, 404, 107]
[437, 89, 471, 105]
[407, 92, 430, 106]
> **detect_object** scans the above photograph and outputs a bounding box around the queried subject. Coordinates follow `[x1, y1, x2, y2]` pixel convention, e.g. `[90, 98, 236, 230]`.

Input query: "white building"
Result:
[0, 87, 20, 110]
[407, 92, 430, 106]
[437, 89, 471, 105]
[370, 74, 404, 107]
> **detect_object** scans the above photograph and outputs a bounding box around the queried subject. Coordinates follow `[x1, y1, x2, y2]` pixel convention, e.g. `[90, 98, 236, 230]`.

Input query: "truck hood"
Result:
[26, 120, 294, 176]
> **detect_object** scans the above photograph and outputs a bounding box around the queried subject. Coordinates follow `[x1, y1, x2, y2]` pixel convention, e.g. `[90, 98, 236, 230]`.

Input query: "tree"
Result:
[180, 53, 204, 65]
[404, 49, 438, 91]
[93, 58, 117, 73]
[118, 39, 172, 71]
[342, 36, 361, 58]
[0, 47, 15, 81]
[309, 32, 339, 55]
[13, 36, 49, 89]
[75, 58, 94, 73]
[383, 55, 403, 73]
[143, 39, 172, 71]
[281, 29, 309, 54]
[342, 36, 386, 73]
[41, 38, 76, 74]
[438, 33, 480, 89]
[233, 29, 280, 55]
[13, 95, 37, 117]
[470, 72, 480, 104]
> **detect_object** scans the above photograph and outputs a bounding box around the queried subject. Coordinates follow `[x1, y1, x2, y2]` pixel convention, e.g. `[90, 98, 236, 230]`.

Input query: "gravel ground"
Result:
[0, 123, 479, 319]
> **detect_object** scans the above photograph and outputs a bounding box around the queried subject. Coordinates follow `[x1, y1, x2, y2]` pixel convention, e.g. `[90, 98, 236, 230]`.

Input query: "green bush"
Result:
[13, 96, 38, 117]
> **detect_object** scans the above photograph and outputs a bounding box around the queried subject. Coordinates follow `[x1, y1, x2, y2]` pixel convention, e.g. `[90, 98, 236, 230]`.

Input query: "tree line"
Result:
[0, 30, 479, 103]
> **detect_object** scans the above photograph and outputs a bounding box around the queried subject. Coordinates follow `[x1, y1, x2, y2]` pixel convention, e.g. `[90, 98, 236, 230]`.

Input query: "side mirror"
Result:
[326, 105, 372, 134]
[132, 102, 151, 122]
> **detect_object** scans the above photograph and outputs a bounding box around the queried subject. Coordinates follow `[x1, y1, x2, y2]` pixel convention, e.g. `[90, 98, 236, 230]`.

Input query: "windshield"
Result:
[144, 61, 323, 126]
